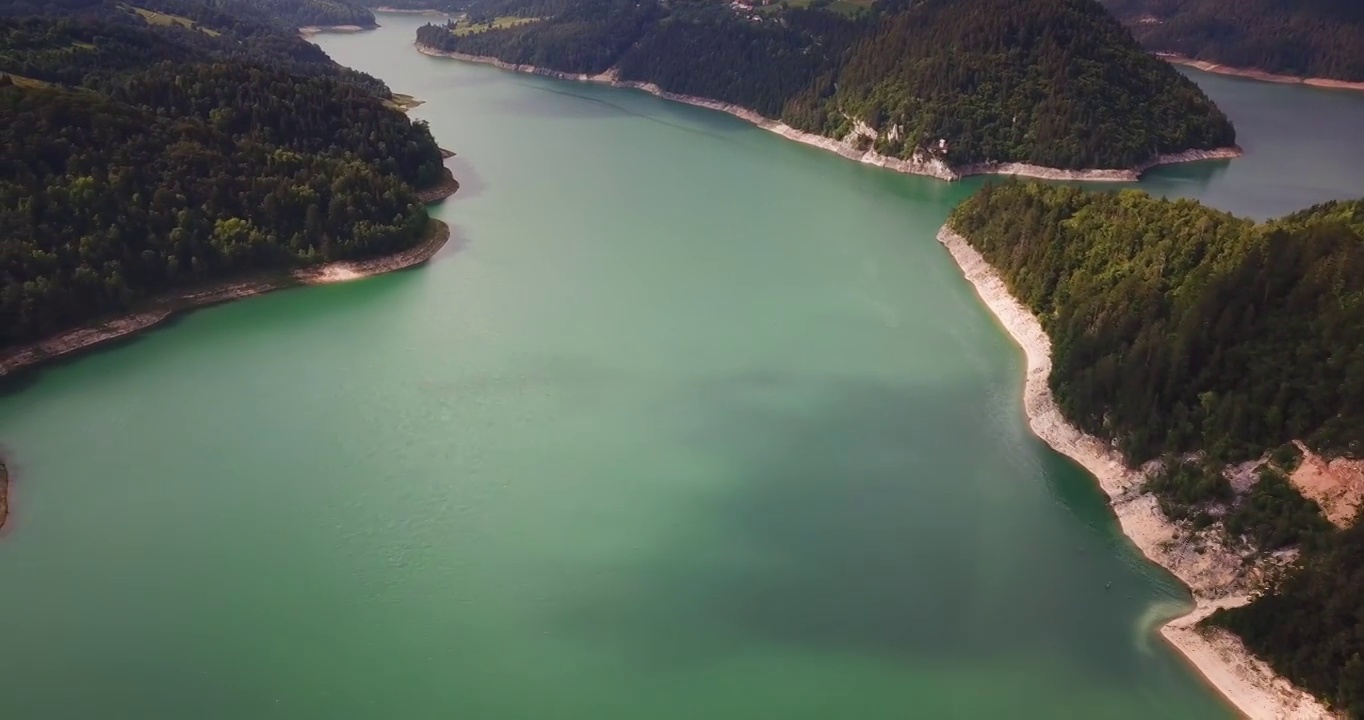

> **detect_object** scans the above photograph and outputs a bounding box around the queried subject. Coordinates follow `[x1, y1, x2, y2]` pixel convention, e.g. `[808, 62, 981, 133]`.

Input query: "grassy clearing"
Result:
[125, 5, 222, 36]
[452, 16, 540, 35]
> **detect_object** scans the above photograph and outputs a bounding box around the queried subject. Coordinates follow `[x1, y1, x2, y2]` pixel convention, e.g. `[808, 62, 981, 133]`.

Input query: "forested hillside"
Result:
[1, 0, 377, 29]
[234, 0, 375, 28]
[416, 0, 1237, 171]
[0, 0, 449, 349]
[947, 183, 1364, 715]
[1, 0, 386, 90]
[1101, 0, 1364, 82]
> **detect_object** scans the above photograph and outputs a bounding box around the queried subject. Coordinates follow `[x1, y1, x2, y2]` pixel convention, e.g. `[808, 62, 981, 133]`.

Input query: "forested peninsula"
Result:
[945, 183, 1364, 718]
[414, 0, 1240, 180]
[0, 0, 459, 529]
[0, 0, 457, 365]
[1102, 0, 1364, 87]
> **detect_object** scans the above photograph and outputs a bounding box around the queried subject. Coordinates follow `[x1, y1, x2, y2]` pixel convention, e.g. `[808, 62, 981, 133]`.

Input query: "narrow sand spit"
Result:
[0, 220, 450, 380]
[415, 46, 1242, 183]
[937, 226, 1333, 720]
[1159, 54, 1364, 92]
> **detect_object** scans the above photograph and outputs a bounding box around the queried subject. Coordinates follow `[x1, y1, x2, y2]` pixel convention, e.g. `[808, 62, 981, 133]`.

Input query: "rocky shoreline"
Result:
[416, 165, 460, 203]
[0, 219, 451, 382]
[416, 45, 1243, 182]
[1160, 54, 1364, 92]
[936, 226, 1331, 719]
[299, 24, 373, 36]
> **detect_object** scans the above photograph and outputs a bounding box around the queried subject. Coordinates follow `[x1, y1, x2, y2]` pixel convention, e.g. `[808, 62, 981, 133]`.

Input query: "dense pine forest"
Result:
[1102, 0, 1364, 82]
[416, 0, 1238, 171]
[948, 183, 1364, 715]
[948, 184, 1364, 465]
[3, 0, 376, 28]
[0, 0, 448, 349]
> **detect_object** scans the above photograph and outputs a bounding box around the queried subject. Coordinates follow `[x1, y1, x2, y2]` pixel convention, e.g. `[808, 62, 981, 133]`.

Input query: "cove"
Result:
[2, 13, 1364, 719]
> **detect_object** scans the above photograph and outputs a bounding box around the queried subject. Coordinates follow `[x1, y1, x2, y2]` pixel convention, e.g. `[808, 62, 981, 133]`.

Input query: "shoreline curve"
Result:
[416, 44, 1243, 182]
[0, 218, 451, 383]
[936, 225, 1332, 719]
[299, 24, 374, 35]
[1160, 54, 1364, 92]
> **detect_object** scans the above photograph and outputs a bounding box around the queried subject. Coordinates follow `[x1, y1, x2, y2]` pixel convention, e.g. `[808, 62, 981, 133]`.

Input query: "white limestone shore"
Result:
[416, 45, 1243, 182]
[1160, 54, 1364, 92]
[299, 24, 371, 35]
[936, 226, 1334, 720]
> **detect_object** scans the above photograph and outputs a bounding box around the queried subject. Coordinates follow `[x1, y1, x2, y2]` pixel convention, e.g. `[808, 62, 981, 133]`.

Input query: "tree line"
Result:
[948, 181, 1364, 715]
[416, 0, 1237, 170]
[1102, 0, 1364, 82]
[1, 0, 447, 348]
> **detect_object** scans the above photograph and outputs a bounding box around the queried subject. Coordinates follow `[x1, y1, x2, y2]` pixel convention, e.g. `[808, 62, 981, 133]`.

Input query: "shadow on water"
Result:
[498, 80, 757, 143]
[540, 373, 1173, 685]
[494, 83, 638, 120]
[1138, 159, 1235, 196]
[442, 156, 486, 200]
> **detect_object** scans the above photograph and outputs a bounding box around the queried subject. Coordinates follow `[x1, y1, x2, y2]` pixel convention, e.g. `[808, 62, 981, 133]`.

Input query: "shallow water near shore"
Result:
[2, 14, 1363, 719]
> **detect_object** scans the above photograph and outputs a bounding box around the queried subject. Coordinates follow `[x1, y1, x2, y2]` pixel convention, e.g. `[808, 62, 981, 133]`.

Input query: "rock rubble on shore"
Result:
[936, 226, 1332, 720]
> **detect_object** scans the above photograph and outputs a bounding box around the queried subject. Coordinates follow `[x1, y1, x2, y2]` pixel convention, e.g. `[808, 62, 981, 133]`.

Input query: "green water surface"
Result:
[2, 14, 1363, 719]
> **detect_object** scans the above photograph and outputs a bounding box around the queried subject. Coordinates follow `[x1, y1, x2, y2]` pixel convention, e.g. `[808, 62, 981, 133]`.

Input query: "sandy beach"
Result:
[1160, 54, 1364, 92]
[416, 45, 1242, 182]
[936, 226, 1333, 720]
[0, 220, 451, 381]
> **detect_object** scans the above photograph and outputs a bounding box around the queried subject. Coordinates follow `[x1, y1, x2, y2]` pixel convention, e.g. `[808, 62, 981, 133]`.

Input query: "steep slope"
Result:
[0, 0, 451, 351]
[415, 0, 1238, 176]
[947, 182, 1364, 716]
[1102, 0, 1364, 83]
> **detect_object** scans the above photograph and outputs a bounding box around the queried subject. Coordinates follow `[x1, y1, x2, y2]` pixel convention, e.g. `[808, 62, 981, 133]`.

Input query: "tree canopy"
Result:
[416, 0, 1237, 170]
[1102, 0, 1364, 82]
[948, 182, 1364, 715]
[0, 0, 447, 349]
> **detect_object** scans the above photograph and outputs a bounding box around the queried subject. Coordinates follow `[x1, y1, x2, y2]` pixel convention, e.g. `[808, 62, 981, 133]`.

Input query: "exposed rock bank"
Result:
[1159, 54, 1364, 92]
[0, 220, 451, 381]
[417, 45, 1243, 182]
[417, 166, 460, 203]
[936, 225, 1332, 720]
[1290, 441, 1364, 528]
[299, 24, 372, 36]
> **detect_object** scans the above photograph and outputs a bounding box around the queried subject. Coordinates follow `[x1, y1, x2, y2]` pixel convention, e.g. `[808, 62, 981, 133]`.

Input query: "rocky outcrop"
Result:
[1290, 441, 1364, 528]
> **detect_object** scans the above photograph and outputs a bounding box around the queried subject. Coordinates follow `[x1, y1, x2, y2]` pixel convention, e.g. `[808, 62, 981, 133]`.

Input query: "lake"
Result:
[2, 13, 1363, 719]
